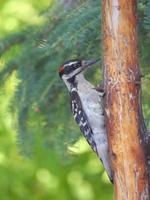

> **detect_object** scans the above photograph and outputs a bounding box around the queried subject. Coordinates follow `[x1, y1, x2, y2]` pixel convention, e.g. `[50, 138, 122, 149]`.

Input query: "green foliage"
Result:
[0, 1, 113, 199]
[138, 0, 150, 128]
[0, 0, 150, 155]
[0, 0, 102, 156]
[143, 0, 150, 29]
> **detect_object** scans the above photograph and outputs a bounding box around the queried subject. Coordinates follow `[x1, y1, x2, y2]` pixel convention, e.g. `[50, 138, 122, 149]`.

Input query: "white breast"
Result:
[77, 75, 105, 133]
[75, 74, 112, 181]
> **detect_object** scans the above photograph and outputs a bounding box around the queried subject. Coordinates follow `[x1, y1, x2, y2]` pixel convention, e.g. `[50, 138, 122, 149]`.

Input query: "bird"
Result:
[58, 59, 113, 182]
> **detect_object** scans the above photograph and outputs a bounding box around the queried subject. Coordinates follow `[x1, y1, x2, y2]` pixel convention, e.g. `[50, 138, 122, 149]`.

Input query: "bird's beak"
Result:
[80, 59, 101, 73]
[74, 59, 101, 76]
[82, 59, 100, 68]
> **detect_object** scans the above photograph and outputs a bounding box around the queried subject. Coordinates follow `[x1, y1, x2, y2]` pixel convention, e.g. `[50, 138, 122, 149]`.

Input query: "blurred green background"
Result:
[0, 0, 150, 199]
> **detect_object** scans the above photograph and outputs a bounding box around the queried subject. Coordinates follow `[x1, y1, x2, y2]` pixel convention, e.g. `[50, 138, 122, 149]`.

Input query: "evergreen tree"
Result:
[0, 0, 149, 158]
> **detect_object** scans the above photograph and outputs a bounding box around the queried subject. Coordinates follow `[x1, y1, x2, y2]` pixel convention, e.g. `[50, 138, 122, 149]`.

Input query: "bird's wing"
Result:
[70, 89, 97, 153]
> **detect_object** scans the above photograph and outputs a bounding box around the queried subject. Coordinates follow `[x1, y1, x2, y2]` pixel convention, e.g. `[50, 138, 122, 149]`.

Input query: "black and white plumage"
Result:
[70, 88, 97, 153]
[58, 59, 113, 182]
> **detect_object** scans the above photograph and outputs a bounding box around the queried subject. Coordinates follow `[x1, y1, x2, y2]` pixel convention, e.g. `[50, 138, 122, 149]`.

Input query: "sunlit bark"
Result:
[102, 0, 150, 199]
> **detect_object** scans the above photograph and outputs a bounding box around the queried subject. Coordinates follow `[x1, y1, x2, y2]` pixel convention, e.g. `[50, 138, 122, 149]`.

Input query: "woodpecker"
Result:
[58, 59, 113, 182]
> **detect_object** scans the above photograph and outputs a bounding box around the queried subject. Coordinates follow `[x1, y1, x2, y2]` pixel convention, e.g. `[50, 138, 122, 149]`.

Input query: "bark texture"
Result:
[102, 0, 150, 199]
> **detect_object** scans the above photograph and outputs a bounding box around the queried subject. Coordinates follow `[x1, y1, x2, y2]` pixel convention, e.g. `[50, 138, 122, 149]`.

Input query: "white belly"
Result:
[75, 75, 112, 180]
[78, 88, 105, 134]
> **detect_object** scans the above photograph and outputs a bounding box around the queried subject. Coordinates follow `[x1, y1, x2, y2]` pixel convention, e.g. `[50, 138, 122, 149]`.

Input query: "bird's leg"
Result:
[95, 82, 105, 96]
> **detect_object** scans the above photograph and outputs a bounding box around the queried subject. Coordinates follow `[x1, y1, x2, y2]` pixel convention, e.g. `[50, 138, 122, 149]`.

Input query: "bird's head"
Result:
[58, 59, 100, 80]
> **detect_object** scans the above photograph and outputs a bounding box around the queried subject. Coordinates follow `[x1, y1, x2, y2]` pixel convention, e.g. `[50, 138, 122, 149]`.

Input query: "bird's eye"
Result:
[72, 64, 78, 69]
[72, 62, 80, 69]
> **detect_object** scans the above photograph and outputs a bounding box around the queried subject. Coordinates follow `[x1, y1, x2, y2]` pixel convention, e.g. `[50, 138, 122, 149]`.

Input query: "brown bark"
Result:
[102, 0, 150, 199]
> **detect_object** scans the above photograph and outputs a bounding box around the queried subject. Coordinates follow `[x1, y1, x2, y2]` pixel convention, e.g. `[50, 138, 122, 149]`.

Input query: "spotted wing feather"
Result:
[70, 89, 97, 153]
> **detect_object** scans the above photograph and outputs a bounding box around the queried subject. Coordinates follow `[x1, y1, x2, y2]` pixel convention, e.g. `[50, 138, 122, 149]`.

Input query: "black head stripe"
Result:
[59, 59, 82, 78]
[64, 65, 73, 75]
[63, 60, 81, 75]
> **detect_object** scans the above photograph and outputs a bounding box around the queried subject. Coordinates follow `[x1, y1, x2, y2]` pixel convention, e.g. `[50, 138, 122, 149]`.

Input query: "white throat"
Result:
[63, 73, 86, 91]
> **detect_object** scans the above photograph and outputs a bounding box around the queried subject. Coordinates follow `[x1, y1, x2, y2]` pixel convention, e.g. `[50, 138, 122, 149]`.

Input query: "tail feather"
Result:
[97, 147, 113, 183]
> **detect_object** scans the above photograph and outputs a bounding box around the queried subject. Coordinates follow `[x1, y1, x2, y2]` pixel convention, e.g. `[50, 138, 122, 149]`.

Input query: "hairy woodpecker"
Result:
[58, 59, 113, 182]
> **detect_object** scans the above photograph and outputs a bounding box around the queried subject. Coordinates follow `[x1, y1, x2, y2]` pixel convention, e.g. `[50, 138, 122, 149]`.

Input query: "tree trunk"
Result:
[102, 0, 150, 199]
